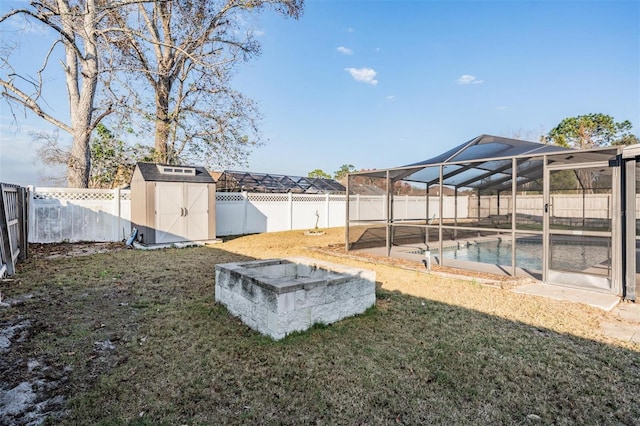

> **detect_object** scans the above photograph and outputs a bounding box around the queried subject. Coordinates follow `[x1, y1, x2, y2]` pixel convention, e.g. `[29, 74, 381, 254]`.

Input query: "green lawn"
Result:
[1, 237, 638, 424]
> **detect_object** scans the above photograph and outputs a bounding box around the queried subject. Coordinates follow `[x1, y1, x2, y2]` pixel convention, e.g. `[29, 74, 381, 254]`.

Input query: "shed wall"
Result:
[130, 169, 158, 243]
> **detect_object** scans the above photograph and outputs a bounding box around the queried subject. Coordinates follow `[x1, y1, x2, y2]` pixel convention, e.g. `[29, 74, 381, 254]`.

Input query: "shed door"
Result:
[155, 183, 186, 243]
[185, 184, 209, 241]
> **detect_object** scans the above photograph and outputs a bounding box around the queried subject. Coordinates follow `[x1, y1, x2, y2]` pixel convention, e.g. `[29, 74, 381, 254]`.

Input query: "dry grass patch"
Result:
[0, 229, 638, 424]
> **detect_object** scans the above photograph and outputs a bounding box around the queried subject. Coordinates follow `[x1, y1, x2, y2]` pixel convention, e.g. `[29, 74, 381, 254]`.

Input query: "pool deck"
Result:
[599, 303, 640, 344]
[359, 244, 542, 279]
[512, 283, 640, 343]
[512, 282, 620, 311]
[354, 243, 634, 314]
[343, 243, 639, 344]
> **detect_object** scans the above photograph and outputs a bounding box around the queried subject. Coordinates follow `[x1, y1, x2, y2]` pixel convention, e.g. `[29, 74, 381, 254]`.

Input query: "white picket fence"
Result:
[28, 188, 468, 243]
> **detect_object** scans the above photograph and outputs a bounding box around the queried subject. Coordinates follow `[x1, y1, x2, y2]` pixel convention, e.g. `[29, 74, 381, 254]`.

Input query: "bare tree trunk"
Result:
[67, 128, 91, 187]
[153, 2, 174, 165]
[1, 0, 114, 187]
[100, 0, 303, 170]
[60, 0, 99, 187]
[154, 77, 172, 164]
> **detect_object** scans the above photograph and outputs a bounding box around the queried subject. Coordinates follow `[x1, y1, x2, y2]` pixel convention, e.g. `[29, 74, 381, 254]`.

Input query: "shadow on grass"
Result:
[219, 234, 262, 243]
[1, 245, 638, 425]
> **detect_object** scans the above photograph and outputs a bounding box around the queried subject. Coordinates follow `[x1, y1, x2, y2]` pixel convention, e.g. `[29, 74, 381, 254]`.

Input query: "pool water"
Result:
[426, 238, 610, 272]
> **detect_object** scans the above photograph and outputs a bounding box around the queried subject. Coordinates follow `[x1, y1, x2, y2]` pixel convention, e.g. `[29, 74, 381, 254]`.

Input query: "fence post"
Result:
[18, 187, 27, 260]
[28, 186, 35, 244]
[114, 187, 121, 241]
[382, 194, 386, 221]
[325, 193, 330, 228]
[242, 191, 248, 235]
[288, 192, 293, 230]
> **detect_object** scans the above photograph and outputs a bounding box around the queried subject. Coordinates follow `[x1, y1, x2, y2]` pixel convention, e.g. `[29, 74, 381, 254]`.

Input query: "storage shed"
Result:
[131, 162, 216, 244]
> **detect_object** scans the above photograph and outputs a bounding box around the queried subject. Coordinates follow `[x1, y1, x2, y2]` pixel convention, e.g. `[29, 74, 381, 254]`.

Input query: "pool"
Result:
[416, 238, 611, 272]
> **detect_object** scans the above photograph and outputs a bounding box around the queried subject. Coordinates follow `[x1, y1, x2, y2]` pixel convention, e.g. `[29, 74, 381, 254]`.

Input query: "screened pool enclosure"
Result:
[346, 135, 640, 300]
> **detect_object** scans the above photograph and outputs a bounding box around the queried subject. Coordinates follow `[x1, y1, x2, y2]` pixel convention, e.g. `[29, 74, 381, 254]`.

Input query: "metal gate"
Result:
[543, 160, 620, 294]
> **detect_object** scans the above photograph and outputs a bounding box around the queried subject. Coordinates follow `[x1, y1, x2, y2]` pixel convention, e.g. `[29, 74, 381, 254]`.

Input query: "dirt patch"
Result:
[0, 315, 67, 425]
[29, 242, 126, 260]
[0, 242, 131, 424]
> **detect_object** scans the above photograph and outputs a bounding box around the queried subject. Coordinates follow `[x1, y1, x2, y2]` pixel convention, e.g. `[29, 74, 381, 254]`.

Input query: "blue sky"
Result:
[1, 0, 639, 186]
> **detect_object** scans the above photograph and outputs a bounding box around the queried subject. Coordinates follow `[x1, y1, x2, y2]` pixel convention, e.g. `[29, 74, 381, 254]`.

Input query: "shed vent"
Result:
[156, 165, 196, 176]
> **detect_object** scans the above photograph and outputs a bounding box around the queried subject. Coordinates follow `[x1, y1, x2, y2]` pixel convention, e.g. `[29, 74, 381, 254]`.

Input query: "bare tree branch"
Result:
[0, 79, 73, 133]
[101, 0, 303, 167]
[1, 7, 83, 59]
[0, 0, 118, 187]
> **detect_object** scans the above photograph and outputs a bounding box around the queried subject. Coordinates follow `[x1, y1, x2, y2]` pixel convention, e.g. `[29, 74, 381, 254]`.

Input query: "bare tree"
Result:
[32, 130, 69, 186]
[0, 0, 120, 187]
[101, 0, 303, 167]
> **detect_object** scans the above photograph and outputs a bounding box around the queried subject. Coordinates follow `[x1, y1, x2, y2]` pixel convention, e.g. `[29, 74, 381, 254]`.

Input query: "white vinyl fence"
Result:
[467, 193, 633, 219]
[30, 188, 635, 243]
[28, 188, 468, 243]
[215, 193, 347, 236]
[350, 194, 467, 222]
[30, 188, 132, 243]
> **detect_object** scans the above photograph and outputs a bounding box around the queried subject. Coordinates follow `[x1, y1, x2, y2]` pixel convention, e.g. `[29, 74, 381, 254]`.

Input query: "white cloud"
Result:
[456, 74, 484, 85]
[253, 29, 265, 37]
[345, 67, 378, 85]
[336, 46, 353, 55]
[496, 106, 507, 110]
[347, 27, 355, 32]
[385, 95, 396, 101]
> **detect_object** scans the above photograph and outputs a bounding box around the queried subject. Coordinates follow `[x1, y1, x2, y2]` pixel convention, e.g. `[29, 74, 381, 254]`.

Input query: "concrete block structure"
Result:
[215, 257, 376, 340]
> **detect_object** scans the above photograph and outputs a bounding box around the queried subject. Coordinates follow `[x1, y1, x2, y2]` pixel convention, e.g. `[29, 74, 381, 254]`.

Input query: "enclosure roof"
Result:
[217, 171, 346, 193]
[406, 134, 570, 167]
[135, 162, 215, 183]
[350, 134, 621, 192]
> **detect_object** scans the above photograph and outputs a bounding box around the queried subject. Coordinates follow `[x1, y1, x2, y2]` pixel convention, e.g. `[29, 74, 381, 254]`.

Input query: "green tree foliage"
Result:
[89, 124, 153, 188]
[547, 113, 636, 148]
[334, 164, 356, 181]
[307, 169, 331, 179]
[547, 113, 638, 194]
[613, 133, 640, 146]
[549, 169, 579, 192]
[90, 124, 128, 189]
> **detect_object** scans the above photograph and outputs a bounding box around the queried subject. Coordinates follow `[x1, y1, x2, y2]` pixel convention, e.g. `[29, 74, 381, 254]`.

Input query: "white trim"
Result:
[622, 144, 640, 159]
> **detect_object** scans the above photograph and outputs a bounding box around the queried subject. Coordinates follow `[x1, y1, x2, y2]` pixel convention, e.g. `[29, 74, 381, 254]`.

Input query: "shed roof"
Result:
[135, 162, 215, 183]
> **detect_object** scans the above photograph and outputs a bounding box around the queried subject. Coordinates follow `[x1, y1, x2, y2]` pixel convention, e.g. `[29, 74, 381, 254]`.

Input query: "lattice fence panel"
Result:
[292, 195, 326, 203]
[34, 189, 114, 200]
[216, 193, 245, 202]
[248, 193, 290, 203]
